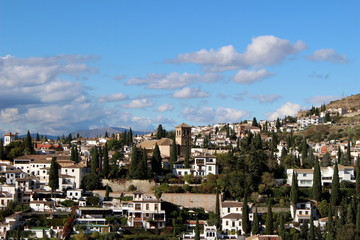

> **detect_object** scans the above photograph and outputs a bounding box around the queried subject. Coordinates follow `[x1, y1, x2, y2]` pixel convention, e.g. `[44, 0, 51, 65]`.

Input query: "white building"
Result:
[172, 155, 218, 177]
[290, 201, 317, 223]
[3, 133, 16, 146]
[287, 164, 355, 187]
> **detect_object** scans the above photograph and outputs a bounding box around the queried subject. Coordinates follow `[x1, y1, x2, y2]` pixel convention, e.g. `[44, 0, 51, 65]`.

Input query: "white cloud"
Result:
[182, 106, 250, 123]
[122, 98, 153, 108]
[169, 35, 306, 71]
[126, 72, 221, 89]
[173, 87, 209, 99]
[156, 104, 174, 112]
[232, 69, 274, 84]
[249, 94, 281, 103]
[266, 102, 302, 120]
[98, 93, 128, 103]
[307, 48, 348, 64]
[305, 95, 341, 105]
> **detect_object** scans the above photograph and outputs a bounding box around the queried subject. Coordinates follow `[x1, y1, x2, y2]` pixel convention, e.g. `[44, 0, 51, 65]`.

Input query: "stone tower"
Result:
[175, 123, 191, 147]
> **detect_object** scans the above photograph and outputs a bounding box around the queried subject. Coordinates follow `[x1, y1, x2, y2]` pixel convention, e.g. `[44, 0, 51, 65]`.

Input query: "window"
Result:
[226, 221, 228, 226]
[208, 166, 212, 171]
[72, 169, 75, 172]
[228, 208, 230, 213]
[146, 204, 149, 210]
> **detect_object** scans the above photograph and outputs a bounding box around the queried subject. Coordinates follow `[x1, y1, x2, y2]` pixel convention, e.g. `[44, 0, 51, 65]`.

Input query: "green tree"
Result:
[156, 124, 166, 139]
[70, 146, 76, 162]
[215, 189, 220, 230]
[184, 136, 191, 168]
[321, 152, 332, 167]
[330, 162, 340, 206]
[152, 144, 162, 176]
[327, 205, 335, 240]
[0, 139, 4, 159]
[279, 212, 285, 240]
[49, 157, 59, 191]
[81, 173, 102, 190]
[312, 158, 322, 202]
[129, 146, 140, 179]
[356, 157, 360, 198]
[128, 128, 133, 146]
[356, 204, 360, 237]
[309, 214, 315, 240]
[337, 147, 342, 165]
[252, 117, 258, 127]
[251, 206, 259, 235]
[290, 172, 298, 204]
[24, 130, 35, 154]
[103, 143, 109, 178]
[242, 194, 250, 234]
[36, 132, 40, 141]
[91, 147, 99, 174]
[169, 138, 177, 170]
[194, 217, 200, 240]
[140, 148, 149, 179]
[105, 184, 111, 201]
[344, 141, 351, 166]
[265, 200, 273, 234]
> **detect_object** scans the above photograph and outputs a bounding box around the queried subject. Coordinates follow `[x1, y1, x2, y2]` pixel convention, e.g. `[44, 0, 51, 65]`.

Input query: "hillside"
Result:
[327, 93, 360, 110]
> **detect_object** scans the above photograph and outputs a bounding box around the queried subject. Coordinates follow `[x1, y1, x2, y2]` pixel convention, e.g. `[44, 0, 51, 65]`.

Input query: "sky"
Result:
[0, 1, 359, 135]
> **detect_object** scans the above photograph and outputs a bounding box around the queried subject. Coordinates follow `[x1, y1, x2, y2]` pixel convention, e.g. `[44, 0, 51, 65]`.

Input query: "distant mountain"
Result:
[71, 127, 150, 138]
[327, 93, 360, 110]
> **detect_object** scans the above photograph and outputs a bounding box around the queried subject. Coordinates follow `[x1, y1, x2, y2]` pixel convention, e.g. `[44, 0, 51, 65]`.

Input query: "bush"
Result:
[128, 184, 137, 192]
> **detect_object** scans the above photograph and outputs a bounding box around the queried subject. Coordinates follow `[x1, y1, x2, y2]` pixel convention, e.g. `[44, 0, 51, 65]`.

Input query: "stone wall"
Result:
[102, 179, 156, 193]
[161, 193, 217, 212]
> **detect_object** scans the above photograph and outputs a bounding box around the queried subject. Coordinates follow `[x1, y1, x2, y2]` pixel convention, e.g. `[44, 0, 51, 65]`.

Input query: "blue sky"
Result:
[0, 1, 359, 135]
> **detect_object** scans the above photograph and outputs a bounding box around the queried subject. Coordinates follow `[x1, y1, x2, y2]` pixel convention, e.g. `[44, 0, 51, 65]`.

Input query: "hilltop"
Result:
[71, 127, 150, 138]
[327, 93, 360, 110]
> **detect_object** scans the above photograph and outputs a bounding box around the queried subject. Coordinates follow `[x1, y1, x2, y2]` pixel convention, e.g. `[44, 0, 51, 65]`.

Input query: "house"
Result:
[220, 201, 253, 236]
[137, 138, 173, 158]
[287, 164, 355, 187]
[30, 200, 55, 212]
[172, 155, 219, 177]
[76, 207, 112, 234]
[290, 201, 317, 223]
[60, 163, 87, 190]
[182, 223, 218, 240]
[127, 191, 166, 229]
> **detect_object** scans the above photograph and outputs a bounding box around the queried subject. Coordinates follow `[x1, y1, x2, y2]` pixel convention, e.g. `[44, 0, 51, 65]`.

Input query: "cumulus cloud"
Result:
[122, 98, 153, 108]
[173, 87, 209, 99]
[266, 102, 302, 120]
[126, 72, 221, 89]
[305, 95, 341, 105]
[232, 69, 274, 84]
[181, 106, 250, 123]
[169, 35, 306, 71]
[98, 93, 128, 103]
[0, 54, 95, 108]
[156, 104, 174, 112]
[307, 48, 348, 64]
[249, 94, 281, 103]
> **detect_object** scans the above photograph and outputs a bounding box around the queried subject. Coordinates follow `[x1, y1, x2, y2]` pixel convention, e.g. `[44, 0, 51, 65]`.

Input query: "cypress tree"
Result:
[129, 146, 140, 179]
[279, 213, 285, 240]
[170, 138, 177, 171]
[128, 128, 133, 146]
[0, 139, 4, 159]
[251, 207, 259, 235]
[321, 152, 332, 167]
[36, 132, 40, 141]
[356, 204, 360, 236]
[105, 184, 110, 201]
[141, 148, 148, 179]
[24, 130, 35, 154]
[345, 141, 351, 166]
[312, 158, 322, 202]
[290, 172, 298, 204]
[70, 146, 76, 162]
[156, 124, 164, 139]
[309, 213, 315, 240]
[75, 146, 79, 163]
[330, 162, 340, 206]
[103, 143, 109, 178]
[49, 157, 59, 192]
[184, 137, 190, 168]
[327, 205, 334, 240]
[337, 147, 342, 164]
[152, 144, 162, 176]
[215, 189, 220, 230]
[356, 156, 360, 198]
[194, 217, 200, 240]
[347, 198, 356, 224]
[252, 117, 258, 127]
[242, 195, 251, 234]
[301, 138, 308, 166]
[91, 147, 99, 174]
[265, 199, 273, 234]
